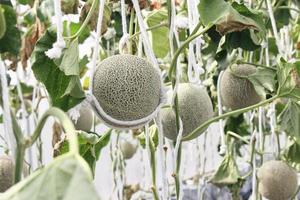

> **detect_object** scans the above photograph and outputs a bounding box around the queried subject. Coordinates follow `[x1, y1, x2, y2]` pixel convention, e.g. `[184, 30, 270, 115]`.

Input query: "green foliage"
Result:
[0, 4, 21, 55]
[247, 66, 277, 97]
[277, 59, 300, 100]
[278, 101, 300, 144]
[209, 154, 241, 185]
[138, 125, 158, 149]
[146, 9, 169, 58]
[0, 154, 100, 200]
[31, 29, 85, 111]
[57, 130, 111, 174]
[283, 140, 300, 171]
[198, 0, 265, 35]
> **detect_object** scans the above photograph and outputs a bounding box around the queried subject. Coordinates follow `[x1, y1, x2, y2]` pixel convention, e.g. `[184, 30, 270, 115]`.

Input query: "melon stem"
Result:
[183, 95, 279, 141]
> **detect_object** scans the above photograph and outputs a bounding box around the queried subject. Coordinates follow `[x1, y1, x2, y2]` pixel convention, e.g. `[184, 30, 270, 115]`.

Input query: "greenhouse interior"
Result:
[0, 0, 300, 199]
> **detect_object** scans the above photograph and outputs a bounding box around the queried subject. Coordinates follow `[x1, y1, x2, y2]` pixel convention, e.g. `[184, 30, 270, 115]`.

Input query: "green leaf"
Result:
[225, 29, 260, 51]
[58, 130, 111, 174]
[0, 154, 100, 200]
[209, 154, 241, 185]
[224, 114, 250, 137]
[138, 125, 158, 149]
[277, 60, 300, 100]
[63, 22, 90, 43]
[198, 0, 265, 35]
[247, 67, 277, 97]
[146, 9, 169, 58]
[31, 29, 85, 111]
[59, 39, 80, 76]
[284, 140, 300, 164]
[0, 5, 21, 55]
[278, 101, 300, 144]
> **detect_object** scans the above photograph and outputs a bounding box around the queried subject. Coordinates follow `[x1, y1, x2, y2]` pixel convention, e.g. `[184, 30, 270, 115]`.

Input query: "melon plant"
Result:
[161, 83, 214, 141]
[0, 5, 6, 39]
[120, 139, 138, 160]
[71, 107, 93, 132]
[257, 160, 298, 200]
[0, 155, 14, 193]
[92, 54, 162, 128]
[220, 64, 262, 110]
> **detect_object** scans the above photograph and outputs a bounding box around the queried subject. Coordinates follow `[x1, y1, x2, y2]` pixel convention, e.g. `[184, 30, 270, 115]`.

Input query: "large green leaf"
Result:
[198, 0, 265, 35]
[31, 29, 85, 111]
[209, 154, 241, 185]
[278, 101, 300, 144]
[247, 66, 277, 97]
[146, 9, 169, 58]
[0, 154, 100, 200]
[59, 39, 80, 76]
[0, 5, 21, 55]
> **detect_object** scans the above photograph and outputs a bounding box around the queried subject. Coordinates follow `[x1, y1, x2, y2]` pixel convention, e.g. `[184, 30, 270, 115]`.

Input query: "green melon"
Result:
[257, 160, 298, 200]
[120, 139, 138, 160]
[0, 155, 14, 192]
[71, 107, 93, 132]
[220, 64, 261, 110]
[161, 83, 214, 141]
[92, 54, 161, 128]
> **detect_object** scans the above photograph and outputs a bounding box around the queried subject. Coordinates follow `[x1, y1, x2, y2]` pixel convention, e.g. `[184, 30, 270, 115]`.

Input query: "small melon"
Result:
[220, 64, 261, 110]
[0, 155, 14, 192]
[257, 160, 298, 200]
[72, 107, 93, 132]
[92, 54, 162, 128]
[120, 139, 138, 160]
[161, 83, 214, 141]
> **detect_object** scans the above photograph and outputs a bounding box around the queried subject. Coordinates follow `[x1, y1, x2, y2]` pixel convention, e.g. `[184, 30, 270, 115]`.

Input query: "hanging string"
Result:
[89, 0, 106, 92]
[251, 130, 257, 200]
[0, 60, 16, 157]
[217, 71, 226, 156]
[265, 0, 283, 57]
[187, 0, 204, 84]
[45, 0, 66, 59]
[155, 113, 168, 200]
[131, 0, 159, 69]
[119, 0, 131, 54]
[173, 118, 183, 200]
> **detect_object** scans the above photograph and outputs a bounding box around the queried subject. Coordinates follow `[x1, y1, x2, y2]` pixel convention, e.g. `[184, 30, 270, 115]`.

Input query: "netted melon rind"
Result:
[72, 107, 93, 132]
[220, 64, 261, 110]
[257, 160, 298, 200]
[0, 155, 14, 192]
[92, 54, 162, 128]
[120, 140, 138, 160]
[161, 83, 214, 141]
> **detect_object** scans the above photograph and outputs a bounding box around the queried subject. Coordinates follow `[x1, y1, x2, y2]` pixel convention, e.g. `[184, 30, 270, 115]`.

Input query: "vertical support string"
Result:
[217, 71, 226, 156]
[89, 0, 106, 92]
[45, 0, 66, 59]
[131, 0, 159, 68]
[0, 60, 16, 157]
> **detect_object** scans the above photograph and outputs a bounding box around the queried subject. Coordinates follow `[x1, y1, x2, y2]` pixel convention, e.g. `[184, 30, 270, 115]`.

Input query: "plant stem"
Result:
[29, 107, 79, 154]
[129, 21, 168, 40]
[65, 0, 99, 40]
[149, 135, 159, 200]
[10, 111, 25, 183]
[277, 6, 300, 14]
[227, 131, 250, 144]
[128, 8, 135, 54]
[168, 24, 212, 79]
[183, 95, 279, 141]
[237, 61, 277, 71]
